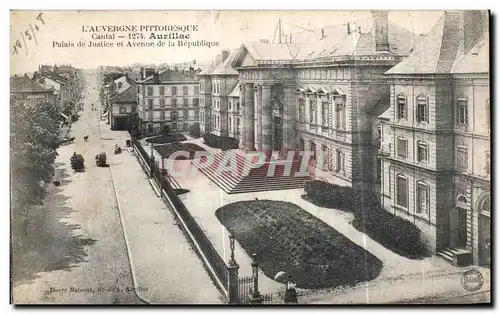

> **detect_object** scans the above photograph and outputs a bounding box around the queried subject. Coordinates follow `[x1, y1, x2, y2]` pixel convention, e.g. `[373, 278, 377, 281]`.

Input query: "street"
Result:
[12, 73, 144, 304]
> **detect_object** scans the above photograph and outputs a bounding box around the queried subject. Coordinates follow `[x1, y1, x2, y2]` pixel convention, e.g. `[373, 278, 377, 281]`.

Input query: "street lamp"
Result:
[229, 228, 236, 266]
[251, 253, 261, 299]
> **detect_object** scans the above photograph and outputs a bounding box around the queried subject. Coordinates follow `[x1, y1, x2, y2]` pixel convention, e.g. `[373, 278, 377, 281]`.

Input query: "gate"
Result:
[237, 276, 274, 304]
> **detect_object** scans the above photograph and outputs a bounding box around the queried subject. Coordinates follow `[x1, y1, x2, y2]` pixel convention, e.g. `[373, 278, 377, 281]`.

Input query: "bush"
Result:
[203, 133, 238, 150]
[189, 123, 201, 138]
[303, 180, 427, 258]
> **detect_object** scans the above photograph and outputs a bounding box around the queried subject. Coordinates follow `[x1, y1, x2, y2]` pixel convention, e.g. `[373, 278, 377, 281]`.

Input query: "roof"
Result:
[451, 35, 489, 74]
[110, 80, 137, 103]
[212, 50, 239, 75]
[138, 69, 199, 83]
[386, 11, 489, 75]
[10, 75, 52, 93]
[232, 17, 418, 66]
[227, 83, 240, 97]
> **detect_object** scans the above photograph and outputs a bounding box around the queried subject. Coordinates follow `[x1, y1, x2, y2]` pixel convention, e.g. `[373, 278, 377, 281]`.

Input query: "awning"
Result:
[60, 112, 69, 120]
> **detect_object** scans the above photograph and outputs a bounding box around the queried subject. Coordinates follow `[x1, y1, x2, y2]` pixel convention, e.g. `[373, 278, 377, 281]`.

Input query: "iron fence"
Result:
[133, 138, 229, 293]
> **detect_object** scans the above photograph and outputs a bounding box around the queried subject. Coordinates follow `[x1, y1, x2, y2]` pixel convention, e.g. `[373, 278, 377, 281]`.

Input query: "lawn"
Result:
[215, 200, 383, 289]
[154, 142, 207, 160]
[146, 133, 187, 144]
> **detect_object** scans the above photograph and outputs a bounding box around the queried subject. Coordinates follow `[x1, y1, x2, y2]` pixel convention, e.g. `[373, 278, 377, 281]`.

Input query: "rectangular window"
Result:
[171, 123, 177, 131]
[171, 98, 177, 107]
[159, 86, 165, 96]
[184, 110, 188, 119]
[416, 183, 429, 214]
[183, 123, 189, 131]
[336, 150, 344, 172]
[236, 118, 241, 134]
[417, 142, 428, 163]
[397, 95, 406, 119]
[160, 111, 165, 120]
[148, 111, 152, 121]
[183, 86, 188, 95]
[147, 87, 153, 96]
[236, 100, 240, 111]
[159, 99, 165, 108]
[298, 96, 305, 122]
[397, 138, 407, 158]
[229, 116, 233, 131]
[456, 147, 468, 171]
[147, 99, 153, 109]
[183, 98, 188, 107]
[396, 176, 408, 208]
[322, 101, 329, 127]
[194, 86, 199, 95]
[193, 98, 199, 107]
[335, 99, 344, 129]
[194, 111, 199, 120]
[486, 151, 490, 174]
[377, 125, 382, 140]
[457, 99, 468, 126]
[322, 145, 328, 170]
[171, 86, 177, 96]
[416, 96, 428, 123]
[228, 100, 232, 111]
[309, 98, 316, 124]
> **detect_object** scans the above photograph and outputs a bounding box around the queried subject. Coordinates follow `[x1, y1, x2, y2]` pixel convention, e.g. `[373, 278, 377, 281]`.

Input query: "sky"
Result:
[10, 10, 444, 75]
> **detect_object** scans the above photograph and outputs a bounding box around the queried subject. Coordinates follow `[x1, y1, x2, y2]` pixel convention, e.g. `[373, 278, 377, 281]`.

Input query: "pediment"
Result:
[241, 53, 257, 67]
[232, 44, 258, 68]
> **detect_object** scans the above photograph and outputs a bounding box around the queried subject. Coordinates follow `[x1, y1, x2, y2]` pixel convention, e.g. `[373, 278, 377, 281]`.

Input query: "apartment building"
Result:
[136, 68, 200, 134]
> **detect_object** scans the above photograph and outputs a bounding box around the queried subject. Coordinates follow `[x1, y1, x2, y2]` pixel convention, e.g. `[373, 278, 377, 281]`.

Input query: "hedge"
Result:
[203, 133, 239, 150]
[304, 180, 428, 259]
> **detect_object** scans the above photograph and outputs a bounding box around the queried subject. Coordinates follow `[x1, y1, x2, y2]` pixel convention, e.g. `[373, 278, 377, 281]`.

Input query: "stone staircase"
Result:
[437, 247, 473, 267]
[191, 150, 311, 194]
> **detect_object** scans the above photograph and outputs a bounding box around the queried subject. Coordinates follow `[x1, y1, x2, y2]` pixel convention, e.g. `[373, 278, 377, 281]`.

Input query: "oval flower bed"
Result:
[215, 200, 383, 289]
[154, 143, 207, 160]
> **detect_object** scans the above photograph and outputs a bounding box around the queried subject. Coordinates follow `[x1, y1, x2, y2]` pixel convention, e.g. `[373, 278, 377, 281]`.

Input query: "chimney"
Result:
[462, 10, 488, 54]
[372, 10, 390, 52]
[290, 34, 292, 43]
[221, 50, 230, 62]
[321, 28, 325, 39]
[358, 26, 362, 34]
[347, 22, 351, 35]
[153, 70, 159, 83]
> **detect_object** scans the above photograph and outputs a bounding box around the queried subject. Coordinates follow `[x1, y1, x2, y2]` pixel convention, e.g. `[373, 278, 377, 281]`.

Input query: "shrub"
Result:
[203, 133, 238, 150]
[189, 123, 201, 138]
[304, 180, 427, 258]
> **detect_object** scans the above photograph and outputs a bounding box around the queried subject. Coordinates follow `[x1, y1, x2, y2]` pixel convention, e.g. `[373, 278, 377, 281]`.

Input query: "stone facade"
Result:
[136, 69, 200, 134]
[381, 11, 490, 265]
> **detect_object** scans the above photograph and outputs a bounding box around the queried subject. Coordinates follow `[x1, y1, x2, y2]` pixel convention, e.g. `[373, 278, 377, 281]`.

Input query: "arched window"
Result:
[480, 195, 490, 214]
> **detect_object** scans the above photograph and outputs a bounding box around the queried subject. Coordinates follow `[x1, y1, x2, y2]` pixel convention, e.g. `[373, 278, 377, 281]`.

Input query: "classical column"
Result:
[244, 83, 255, 151]
[254, 84, 263, 151]
[261, 84, 273, 158]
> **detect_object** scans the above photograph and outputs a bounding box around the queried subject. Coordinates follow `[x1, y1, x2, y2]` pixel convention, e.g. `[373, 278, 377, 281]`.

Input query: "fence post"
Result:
[248, 253, 263, 305]
[150, 145, 155, 178]
[227, 229, 240, 304]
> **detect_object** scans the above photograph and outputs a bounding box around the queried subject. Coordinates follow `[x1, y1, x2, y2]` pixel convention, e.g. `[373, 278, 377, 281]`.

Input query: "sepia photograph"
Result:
[9, 9, 491, 305]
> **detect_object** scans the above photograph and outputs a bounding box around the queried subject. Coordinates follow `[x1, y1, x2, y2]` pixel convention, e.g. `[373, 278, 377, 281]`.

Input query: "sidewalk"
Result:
[108, 149, 224, 304]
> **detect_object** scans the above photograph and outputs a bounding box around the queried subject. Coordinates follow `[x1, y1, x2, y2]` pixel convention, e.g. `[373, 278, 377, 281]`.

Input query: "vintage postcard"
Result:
[10, 10, 491, 305]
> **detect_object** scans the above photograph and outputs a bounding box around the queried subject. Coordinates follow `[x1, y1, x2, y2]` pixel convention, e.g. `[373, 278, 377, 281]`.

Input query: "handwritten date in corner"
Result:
[12, 12, 46, 56]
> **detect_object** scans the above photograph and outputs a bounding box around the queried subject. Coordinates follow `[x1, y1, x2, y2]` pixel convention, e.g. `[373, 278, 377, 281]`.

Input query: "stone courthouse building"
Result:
[217, 10, 490, 265]
[381, 10, 490, 266]
[232, 11, 418, 190]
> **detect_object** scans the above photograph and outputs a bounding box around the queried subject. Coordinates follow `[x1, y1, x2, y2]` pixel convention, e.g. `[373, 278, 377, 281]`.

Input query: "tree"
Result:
[11, 96, 62, 235]
[161, 124, 170, 136]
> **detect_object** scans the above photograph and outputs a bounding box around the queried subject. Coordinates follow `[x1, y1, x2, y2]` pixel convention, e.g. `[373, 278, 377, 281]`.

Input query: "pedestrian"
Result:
[284, 274, 298, 304]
